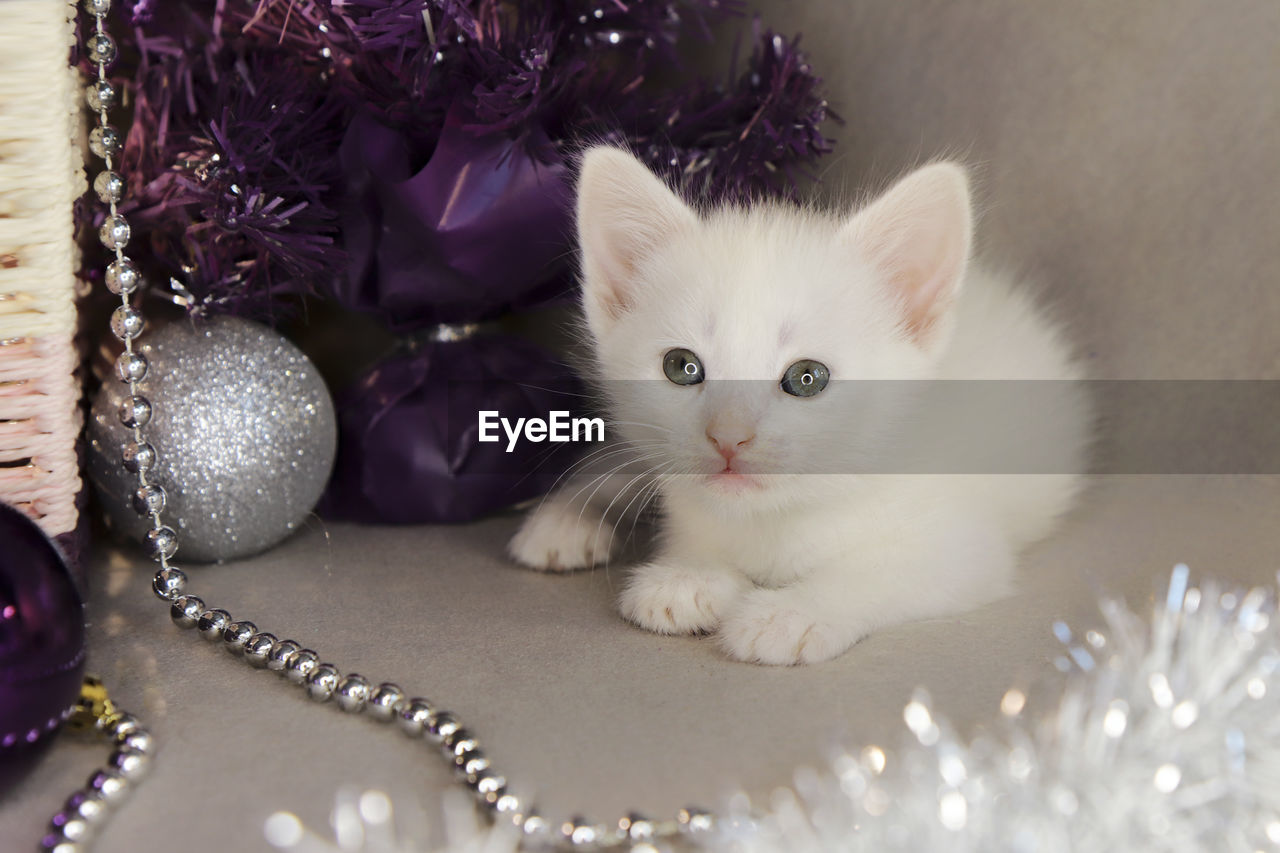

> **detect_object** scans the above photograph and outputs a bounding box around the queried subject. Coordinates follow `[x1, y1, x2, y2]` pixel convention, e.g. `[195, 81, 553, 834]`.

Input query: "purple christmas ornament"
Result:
[322, 108, 584, 523]
[0, 503, 86, 788]
[320, 333, 585, 523]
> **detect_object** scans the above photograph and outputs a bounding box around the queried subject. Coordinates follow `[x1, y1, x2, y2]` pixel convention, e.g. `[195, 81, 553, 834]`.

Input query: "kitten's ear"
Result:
[840, 162, 973, 349]
[576, 146, 696, 331]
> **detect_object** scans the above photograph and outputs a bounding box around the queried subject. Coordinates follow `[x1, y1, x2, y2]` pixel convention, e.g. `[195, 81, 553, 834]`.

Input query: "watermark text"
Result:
[478, 410, 605, 453]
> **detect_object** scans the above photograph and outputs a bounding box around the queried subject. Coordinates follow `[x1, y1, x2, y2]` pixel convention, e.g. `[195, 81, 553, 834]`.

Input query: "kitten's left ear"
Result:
[840, 162, 973, 350]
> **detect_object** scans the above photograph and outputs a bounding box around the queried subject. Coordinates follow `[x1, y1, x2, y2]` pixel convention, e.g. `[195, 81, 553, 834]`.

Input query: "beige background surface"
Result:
[4, 0, 1278, 849]
[791, 0, 1279, 380]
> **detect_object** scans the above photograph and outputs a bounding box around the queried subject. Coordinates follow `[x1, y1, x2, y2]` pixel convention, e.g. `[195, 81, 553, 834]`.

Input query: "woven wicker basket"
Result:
[0, 0, 85, 542]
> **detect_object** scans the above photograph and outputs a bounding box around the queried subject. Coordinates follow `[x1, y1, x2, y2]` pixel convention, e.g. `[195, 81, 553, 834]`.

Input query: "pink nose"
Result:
[706, 427, 755, 460]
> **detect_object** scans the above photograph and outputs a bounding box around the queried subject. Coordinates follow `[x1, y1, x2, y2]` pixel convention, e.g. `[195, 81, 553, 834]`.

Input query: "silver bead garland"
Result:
[39, 678, 154, 853]
[38, 713, 156, 853]
[72, 1, 711, 849]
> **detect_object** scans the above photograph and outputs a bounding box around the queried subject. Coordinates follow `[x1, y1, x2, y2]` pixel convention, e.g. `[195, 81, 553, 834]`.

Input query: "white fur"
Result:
[509, 148, 1092, 665]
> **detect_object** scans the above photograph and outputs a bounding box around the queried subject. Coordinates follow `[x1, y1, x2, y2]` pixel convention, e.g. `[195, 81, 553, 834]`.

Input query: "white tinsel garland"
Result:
[268, 565, 1280, 853]
[264, 789, 520, 853]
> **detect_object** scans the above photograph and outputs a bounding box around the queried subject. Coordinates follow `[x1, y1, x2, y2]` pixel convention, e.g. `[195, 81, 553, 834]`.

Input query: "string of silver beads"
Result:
[80, 0, 716, 848]
[82, 0, 180, 574]
[39, 711, 155, 853]
[156, 582, 716, 848]
[43, 2, 160, 851]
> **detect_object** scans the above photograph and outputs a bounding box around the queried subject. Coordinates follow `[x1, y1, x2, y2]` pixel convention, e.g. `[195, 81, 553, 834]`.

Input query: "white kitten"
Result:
[509, 147, 1091, 665]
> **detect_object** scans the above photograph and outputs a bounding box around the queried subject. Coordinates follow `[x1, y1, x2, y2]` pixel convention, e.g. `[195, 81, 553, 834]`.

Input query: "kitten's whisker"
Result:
[614, 459, 696, 552]
[511, 381, 598, 400]
[511, 438, 596, 490]
[554, 442, 666, 489]
[595, 456, 670, 539]
[518, 441, 667, 512]
[614, 461, 675, 555]
[602, 420, 674, 434]
[593, 461, 668, 566]
[573, 452, 669, 544]
[517, 437, 665, 492]
[560, 449, 669, 523]
[509, 441, 600, 496]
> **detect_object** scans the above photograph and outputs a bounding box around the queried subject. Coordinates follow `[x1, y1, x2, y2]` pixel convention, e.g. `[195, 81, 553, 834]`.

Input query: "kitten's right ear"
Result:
[576, 146, 696, 331]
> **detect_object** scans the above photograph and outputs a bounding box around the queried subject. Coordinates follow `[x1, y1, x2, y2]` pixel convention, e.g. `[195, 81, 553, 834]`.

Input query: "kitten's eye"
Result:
[662, 348, 705, 386]
[780, 359, 830, 397]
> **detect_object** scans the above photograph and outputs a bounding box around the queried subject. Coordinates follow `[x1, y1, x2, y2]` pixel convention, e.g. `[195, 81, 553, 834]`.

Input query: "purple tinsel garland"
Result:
[99, 0, 836, 316]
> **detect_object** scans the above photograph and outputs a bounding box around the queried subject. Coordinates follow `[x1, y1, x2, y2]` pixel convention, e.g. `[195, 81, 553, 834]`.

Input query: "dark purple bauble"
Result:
[320, 334, 586, 524]
[0, 503, 86, 780]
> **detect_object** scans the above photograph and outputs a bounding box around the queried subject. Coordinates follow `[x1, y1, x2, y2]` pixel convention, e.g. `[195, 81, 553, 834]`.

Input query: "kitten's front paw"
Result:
[508, 500, 617, 573]
[620, 564, 746, 635]
[719, 589, 856, 665]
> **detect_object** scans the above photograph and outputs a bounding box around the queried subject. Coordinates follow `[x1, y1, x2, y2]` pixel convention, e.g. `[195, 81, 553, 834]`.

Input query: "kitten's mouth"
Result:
[706, 465, 761, 491]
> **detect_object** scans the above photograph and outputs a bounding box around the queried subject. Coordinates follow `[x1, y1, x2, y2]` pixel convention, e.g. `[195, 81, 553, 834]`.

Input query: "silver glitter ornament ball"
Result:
[88, 316, 337, 562]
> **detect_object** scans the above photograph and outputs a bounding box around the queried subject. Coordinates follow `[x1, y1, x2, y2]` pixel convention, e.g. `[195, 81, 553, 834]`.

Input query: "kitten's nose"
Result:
[706, 424, 755, 460]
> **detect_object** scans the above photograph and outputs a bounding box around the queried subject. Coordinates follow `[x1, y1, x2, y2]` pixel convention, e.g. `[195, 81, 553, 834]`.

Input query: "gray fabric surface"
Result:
[4, 0, 1278, 849]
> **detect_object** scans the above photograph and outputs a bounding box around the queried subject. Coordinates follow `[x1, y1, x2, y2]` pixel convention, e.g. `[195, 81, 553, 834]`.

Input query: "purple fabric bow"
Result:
[333, 107, 576, 330]
[321, 108, 585, 523]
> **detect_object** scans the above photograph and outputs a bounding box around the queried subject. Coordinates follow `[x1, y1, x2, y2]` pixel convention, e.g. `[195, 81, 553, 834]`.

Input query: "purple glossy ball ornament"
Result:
[0, 503, 86, 788]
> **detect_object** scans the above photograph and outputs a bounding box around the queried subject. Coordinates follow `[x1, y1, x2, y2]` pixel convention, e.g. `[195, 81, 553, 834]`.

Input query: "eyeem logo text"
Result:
[478, 411, 605, 453]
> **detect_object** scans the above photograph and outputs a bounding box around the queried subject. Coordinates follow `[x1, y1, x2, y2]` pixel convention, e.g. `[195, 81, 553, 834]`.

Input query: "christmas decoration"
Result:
[710, 564, 1280, 853]
[263, 789, 519, 852]
[38, 677, 156, 852]
[87, 316, 337, 562]
[103, 2, 834, 316]
[0, 502, 85, 790]
[322, 331, 585, 523]
[81, 0, 837, 524]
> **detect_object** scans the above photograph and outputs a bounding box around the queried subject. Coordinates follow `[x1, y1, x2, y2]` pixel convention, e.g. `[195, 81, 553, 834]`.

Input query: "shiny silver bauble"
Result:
[88, 316, 336, 562]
